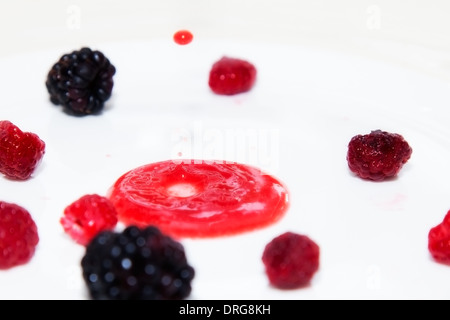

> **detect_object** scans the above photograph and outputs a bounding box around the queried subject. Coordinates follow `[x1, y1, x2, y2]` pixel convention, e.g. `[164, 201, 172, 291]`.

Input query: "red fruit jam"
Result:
[107, 160, 289, 238]
[173, 30, 194, 45]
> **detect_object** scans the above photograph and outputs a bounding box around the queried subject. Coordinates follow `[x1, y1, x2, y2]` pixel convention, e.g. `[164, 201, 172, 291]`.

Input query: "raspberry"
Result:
[81, 226, 195, 300]
[262, 232, 319, 289]
[0, 120, 45, 180]
[0, 201, 39, 269]
[45, 47, 116, 115]
[60, 194, 118, 246]
[208, 56, 257, 95]
[428, 209, 450, 264]
[346, 129, 412, 181]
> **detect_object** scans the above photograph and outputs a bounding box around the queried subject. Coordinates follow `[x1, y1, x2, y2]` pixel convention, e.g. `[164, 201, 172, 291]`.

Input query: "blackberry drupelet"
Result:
[81, 226, 195, 300]
[46, 47, 116, 115]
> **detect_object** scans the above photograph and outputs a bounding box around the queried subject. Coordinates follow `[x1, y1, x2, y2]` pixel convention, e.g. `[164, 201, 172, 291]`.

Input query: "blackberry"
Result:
[45, 47, 116, 115]
[81, 226, 195, 300]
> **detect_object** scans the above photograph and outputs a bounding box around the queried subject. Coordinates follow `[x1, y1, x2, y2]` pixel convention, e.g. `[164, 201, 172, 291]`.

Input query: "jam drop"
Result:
[173, 30, 194, 45]
[107, 160, 289, 238]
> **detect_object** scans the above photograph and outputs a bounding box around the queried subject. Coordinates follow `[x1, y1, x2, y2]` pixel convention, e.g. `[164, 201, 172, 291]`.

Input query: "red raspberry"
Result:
[346, 129, 412, 181]
[208, 56, 257, 95]
[0, 120, 45, 180]
[262, 232, 320, 289]
[428, 209, 450, 264]
[0, 201, 39, 269]
[60, 194, 118, 246]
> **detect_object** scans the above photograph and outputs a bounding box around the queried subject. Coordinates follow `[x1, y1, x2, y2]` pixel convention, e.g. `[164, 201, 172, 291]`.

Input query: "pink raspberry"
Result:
[60, 194, 118, 246]
[428, 209, 450, 264]
[0, 201, 39, 269]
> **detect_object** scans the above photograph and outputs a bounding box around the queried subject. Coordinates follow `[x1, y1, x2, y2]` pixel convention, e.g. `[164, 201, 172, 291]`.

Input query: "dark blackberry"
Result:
[45, 47, 116, 115]
[81, 226, 195, 300]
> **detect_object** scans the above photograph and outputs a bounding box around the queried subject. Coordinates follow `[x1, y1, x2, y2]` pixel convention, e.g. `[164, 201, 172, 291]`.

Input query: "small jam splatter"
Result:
[173, 30, 194, 45]
[107, 159, 289, 238]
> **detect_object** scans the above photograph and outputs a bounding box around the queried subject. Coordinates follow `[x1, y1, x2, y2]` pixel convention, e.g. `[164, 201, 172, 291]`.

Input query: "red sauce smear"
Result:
[173, 30, 194, 45]
[107, 160, 289, 238]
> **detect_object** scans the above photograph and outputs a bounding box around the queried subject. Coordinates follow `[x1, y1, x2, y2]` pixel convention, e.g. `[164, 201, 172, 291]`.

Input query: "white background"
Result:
[1, 0, 450, 300]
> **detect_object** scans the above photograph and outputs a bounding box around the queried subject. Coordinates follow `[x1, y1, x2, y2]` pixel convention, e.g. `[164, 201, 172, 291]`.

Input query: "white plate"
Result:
[1, 1, 450, 300]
